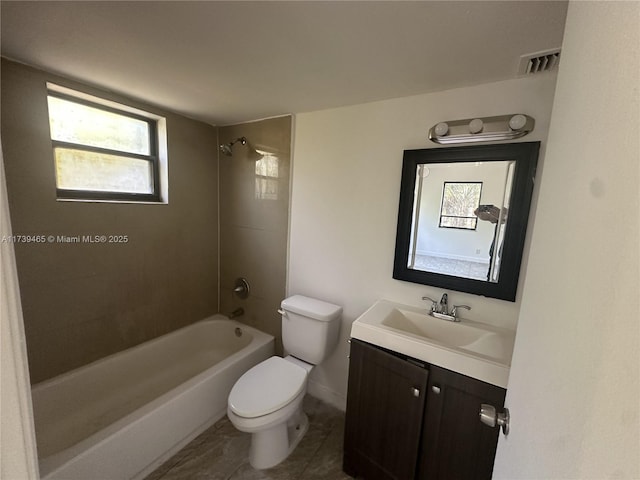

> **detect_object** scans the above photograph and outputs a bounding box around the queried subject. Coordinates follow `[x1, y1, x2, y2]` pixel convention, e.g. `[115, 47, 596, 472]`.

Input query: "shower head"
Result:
[219, 136, 247, 157]
[220, 143, 233, 156]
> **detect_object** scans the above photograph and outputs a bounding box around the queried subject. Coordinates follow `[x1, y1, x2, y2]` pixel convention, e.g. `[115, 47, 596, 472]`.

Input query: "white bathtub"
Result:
[31, 316, 274, 480]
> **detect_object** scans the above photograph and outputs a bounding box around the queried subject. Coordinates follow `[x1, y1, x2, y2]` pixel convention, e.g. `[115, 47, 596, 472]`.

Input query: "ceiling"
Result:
[0, 1, 568, 126]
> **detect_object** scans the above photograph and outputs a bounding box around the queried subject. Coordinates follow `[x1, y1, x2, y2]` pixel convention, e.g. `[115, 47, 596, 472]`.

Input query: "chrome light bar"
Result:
[428, 114, 535, 145]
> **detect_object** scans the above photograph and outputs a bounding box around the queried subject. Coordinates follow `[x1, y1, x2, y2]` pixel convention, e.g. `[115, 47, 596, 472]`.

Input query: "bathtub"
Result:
[31, 316, 274, 480]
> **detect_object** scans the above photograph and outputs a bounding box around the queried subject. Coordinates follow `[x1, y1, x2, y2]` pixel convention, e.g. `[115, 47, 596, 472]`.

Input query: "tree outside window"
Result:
[439, 182, 482, 229]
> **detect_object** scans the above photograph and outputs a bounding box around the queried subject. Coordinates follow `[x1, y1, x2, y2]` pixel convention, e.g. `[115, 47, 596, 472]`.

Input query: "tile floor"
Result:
[145, 396, 353, 480]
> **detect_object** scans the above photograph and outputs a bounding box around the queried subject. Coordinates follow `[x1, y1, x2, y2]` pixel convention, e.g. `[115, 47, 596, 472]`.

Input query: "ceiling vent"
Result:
[518, 49, 561, 75]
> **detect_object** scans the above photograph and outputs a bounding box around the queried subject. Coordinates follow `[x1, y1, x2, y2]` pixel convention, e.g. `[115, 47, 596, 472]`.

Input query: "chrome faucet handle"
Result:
[421, 296, 438, 312]
[451, 305, 471, 318]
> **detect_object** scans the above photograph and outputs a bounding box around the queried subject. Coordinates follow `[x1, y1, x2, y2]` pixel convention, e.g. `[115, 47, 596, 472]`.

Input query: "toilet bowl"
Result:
[228, 356, 311, 469]
[227, 295, 342, 469]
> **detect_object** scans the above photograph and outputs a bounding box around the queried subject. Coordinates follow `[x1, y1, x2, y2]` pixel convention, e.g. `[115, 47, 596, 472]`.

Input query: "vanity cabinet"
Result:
[418, 363, 506, 479]
[343, 339, 506, 480]
[343, 338, 429, 479]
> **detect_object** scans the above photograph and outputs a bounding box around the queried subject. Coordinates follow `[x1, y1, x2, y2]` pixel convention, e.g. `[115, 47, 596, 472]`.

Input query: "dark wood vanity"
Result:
[343, 339, 506, 480]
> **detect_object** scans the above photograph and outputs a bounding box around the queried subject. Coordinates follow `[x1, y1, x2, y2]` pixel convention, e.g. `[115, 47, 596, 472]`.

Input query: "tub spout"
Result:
[229, 308, 244, 319]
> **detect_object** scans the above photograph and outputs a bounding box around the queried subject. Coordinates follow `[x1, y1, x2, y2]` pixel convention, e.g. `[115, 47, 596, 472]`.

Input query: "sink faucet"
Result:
[439, 293, 448, 315]
[421, 293, 471, 322]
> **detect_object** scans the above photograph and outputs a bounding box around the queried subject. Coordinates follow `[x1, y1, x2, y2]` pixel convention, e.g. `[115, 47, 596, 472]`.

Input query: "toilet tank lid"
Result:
[281, 295, 342, 322]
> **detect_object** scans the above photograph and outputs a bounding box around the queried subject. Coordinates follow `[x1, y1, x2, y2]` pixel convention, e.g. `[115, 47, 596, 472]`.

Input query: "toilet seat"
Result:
[228, 357, 307, 418]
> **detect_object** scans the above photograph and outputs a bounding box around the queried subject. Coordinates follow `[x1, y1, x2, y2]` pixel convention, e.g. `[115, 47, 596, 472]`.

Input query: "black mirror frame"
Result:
[393, 142, 540, 301]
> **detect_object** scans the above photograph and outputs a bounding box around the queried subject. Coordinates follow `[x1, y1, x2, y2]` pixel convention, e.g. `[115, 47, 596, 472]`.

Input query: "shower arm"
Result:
[219, 136, 247, 157]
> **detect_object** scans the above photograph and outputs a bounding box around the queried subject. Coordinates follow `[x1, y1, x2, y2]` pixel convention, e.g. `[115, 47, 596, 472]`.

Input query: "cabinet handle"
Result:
[431, 385, 441, 394]
[410, 387, 420, 397]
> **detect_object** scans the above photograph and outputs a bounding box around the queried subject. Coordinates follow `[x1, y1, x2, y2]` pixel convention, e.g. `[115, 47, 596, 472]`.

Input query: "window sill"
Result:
[56, 198, 168, 205]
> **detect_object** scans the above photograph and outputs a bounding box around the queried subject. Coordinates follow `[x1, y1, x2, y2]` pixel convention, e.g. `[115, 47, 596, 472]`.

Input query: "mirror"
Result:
[393, 142, 539, 301]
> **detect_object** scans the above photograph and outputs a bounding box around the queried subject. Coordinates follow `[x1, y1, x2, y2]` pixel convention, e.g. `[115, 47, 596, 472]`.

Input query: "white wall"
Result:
[493, 2, 639, 478]
[289, 74, 557, 408]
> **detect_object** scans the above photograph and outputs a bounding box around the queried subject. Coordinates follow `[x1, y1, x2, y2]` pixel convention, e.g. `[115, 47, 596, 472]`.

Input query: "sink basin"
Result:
[350, 300, 516, 388]
[460, 333, 512, 361]
[382, 308, 490, 347]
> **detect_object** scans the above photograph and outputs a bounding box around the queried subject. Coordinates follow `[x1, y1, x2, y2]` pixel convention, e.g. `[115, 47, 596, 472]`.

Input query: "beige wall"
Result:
[1, 60, 219, 384]
[494, 2, 640, 478]
[289, 74, 558, 409]
[218, 116, 291, 353]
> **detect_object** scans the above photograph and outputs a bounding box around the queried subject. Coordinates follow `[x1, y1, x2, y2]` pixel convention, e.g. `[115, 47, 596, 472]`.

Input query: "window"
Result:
[255, 152, 279, 200]
[439, 182, 482, 229]
[47, 85, 167, 202]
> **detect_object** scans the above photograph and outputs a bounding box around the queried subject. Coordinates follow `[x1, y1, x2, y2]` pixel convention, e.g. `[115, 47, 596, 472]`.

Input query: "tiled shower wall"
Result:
[218, 116, 291, 353]
[1, 60, 220, 383]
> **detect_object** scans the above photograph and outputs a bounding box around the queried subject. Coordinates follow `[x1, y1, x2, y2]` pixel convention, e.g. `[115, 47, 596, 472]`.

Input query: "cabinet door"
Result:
[344, 339, 429, 480]
[418, 365, 506, 480]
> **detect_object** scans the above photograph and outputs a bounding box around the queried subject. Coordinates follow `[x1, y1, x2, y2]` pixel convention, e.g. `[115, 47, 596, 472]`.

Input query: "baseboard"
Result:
[307, 379, 346, 412]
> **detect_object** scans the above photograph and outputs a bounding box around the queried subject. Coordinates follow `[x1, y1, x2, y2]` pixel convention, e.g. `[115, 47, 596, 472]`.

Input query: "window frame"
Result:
[47, 88, 163, 203]
[438, 181, 483, 230]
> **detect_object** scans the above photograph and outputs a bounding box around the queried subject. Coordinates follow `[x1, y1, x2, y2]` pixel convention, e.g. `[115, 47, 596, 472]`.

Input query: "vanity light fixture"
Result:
[434, 122, 449, 136]
[428, 114, 535, 144]
[508, 114, 528, 131]
[468, 118, 484, 134]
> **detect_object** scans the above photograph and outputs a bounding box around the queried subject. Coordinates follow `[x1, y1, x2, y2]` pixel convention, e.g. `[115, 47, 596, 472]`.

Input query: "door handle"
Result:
[479, 404, 510, 435]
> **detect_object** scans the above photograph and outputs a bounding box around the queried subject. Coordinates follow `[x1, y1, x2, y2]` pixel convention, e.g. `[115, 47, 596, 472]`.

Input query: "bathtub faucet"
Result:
[229, 308, 244, 319]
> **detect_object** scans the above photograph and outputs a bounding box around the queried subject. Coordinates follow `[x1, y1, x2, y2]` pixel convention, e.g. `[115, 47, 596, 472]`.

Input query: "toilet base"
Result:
[249, 407, 309, 469]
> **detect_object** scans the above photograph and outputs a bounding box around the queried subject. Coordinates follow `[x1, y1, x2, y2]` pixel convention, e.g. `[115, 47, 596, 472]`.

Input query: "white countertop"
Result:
[349, 299, 516, 388]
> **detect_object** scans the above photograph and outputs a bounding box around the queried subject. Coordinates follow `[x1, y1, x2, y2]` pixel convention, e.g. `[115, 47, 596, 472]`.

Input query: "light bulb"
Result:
[509, 114, 527, 131]
[434, 122, 449, 136]
[469, 118, 484, 134]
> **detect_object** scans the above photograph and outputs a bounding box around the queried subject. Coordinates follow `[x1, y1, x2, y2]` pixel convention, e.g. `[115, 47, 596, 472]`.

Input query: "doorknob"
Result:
[479, 404, 510, 435]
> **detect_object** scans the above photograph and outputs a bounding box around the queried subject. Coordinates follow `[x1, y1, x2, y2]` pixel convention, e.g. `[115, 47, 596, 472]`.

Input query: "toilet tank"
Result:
[281, 295, 342, 365]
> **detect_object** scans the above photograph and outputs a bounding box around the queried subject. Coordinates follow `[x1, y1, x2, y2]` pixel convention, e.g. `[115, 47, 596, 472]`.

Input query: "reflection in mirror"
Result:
[394, 142, 540, 301]
[408, 161, 515, 282]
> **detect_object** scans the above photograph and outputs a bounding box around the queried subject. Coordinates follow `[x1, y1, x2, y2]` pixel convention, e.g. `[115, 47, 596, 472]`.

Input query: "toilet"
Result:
[227, 295, 342, 469]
